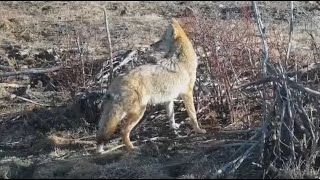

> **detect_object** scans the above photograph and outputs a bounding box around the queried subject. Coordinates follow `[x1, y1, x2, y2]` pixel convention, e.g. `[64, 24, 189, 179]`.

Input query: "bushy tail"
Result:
[96, 95, 125, 145]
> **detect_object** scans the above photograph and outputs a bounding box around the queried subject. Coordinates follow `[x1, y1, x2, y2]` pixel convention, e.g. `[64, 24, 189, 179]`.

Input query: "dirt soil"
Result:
[1, 1, 320, 179]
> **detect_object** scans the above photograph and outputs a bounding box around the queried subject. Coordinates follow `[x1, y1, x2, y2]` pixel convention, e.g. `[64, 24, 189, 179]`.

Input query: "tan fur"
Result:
[96, 18, 206, 154]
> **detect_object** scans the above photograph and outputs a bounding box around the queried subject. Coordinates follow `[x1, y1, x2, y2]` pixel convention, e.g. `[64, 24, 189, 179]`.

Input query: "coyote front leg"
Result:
[181, 91, 206, 134]
[166, 101, 180, 130]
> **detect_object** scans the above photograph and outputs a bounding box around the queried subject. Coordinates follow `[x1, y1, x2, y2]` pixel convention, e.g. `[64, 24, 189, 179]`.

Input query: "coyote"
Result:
[96, 18, 206, 154]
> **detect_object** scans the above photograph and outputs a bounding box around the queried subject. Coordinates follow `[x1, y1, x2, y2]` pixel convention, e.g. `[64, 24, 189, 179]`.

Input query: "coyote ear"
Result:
[170, 18, 182, 39]
[170, 24, 177, 39]
[171, 18, 182, 28]
[171, 18, 179, 25]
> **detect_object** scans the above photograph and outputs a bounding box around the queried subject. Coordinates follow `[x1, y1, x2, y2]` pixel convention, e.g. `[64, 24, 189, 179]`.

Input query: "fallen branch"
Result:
[209, 137, 262, 178]
[227, 127, 264, 161]
[0, 83, 28, 88]
[0, 65, 14, 72]
[10, 94, 51, 107]
[234, 76, 278, 90]
[235, 63, 320, 90]
[288, 80, 320, 97]
[48, 135, 96, 146]
[99, 140, 141, 154]
[114, 50, 137, 71]
[200, 140, 256, 151]
[103, 144, 126, 154]
[0, 66, 61, 77]
[100, 50, 138, 81]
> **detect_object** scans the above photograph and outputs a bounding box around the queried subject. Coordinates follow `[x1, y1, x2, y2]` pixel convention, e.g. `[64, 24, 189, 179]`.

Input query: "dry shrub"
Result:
[49, 31, 105, 99]
[177, 8, 313, 130]
[178, 11, 264, 129]
[55, 58, 103, 98]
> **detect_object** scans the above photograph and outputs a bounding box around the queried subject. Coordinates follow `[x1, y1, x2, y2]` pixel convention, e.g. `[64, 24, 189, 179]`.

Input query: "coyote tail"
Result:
[96, 93, 124, 145]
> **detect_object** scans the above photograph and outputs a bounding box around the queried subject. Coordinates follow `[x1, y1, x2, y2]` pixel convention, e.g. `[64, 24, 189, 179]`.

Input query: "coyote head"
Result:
[150, 18, 186, 54]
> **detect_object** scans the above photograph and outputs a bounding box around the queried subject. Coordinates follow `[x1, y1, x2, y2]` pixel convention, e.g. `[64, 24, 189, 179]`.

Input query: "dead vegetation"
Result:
[0, 1, 320, 179]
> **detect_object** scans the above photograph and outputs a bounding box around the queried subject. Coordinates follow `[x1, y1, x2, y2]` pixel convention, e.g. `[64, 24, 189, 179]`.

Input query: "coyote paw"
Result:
[170, 123, 180, 130]
[195, 128, 206, 134]
[128, 146, 140, 152]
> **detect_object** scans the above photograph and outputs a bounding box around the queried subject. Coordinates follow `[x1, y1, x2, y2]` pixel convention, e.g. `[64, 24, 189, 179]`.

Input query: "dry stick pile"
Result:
[206, 1, 320, 178]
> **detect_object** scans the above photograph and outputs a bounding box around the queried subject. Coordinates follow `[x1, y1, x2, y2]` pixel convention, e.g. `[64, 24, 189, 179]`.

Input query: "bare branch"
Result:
[102, 7, 114, 83]
[285, 1, 294, 68]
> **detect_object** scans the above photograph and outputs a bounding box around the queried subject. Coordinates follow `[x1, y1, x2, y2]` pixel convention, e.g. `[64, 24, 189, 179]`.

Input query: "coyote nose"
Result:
[150, 42, 156, 48]
[150, 40, 161, 48]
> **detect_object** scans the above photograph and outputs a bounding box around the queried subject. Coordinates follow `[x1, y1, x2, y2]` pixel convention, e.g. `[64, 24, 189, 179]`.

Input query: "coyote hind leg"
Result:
[122, 105, 146, 151]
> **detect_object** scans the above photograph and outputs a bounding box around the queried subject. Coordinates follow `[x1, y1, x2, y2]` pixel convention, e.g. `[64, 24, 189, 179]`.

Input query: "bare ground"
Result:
[1, 1, 320, 179]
